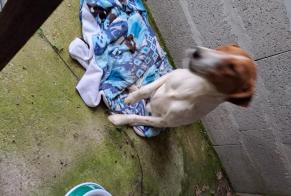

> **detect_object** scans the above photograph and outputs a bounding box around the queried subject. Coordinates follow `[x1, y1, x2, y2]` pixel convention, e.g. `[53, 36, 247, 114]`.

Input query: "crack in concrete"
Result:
[38, 28, 145, 195]
[38, 27, 146, 194]
[122, 131, 144, 196]
[213, 144, 241, 147]
[38, 28, 80, 80]
[255, 49, 291, 62]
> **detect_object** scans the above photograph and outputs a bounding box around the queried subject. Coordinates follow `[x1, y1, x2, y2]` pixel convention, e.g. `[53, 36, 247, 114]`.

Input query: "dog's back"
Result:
[108, 44, 256, 130]
[148, 69, 225, 127]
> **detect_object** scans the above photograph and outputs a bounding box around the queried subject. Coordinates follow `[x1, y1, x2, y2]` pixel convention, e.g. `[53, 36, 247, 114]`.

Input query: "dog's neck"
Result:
[188, 69, 227, 100]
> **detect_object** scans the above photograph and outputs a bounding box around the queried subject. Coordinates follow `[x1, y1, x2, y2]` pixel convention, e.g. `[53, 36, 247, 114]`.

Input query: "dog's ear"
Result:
[227, 87, 254, 107]
[227, 95, 252, 107]
[216, 43, 240, 51]
[229, 43, 240, 48]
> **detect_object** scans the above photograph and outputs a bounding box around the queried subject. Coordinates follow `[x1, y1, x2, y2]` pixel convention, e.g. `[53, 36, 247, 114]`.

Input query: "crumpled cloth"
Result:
[69, 0, 173, 137]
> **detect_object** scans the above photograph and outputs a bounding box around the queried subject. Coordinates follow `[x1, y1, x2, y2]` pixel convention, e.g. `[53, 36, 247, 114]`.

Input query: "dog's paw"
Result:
[108, 114, 126, 126]
[128, 85, 138, 93]
[124, 94, 136, 105]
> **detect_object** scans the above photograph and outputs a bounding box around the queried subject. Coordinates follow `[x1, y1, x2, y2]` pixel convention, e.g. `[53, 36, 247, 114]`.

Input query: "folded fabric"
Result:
[69, 0, 173, 137]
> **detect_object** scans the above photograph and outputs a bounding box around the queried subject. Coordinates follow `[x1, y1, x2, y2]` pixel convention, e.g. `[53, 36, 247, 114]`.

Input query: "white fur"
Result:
[108, 69, 225, 128]
[189, 46, 248, 72]
[108, 46, 253, 130]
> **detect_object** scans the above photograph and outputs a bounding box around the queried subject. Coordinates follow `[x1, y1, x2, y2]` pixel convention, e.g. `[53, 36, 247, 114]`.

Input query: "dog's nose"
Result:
[192, 47, 202, 59]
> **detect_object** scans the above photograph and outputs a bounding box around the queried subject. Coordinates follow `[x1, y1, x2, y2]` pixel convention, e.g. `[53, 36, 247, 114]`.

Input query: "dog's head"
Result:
[184, 44, 257, 107]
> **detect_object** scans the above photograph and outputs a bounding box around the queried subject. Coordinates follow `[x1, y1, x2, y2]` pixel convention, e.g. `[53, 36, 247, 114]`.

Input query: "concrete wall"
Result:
[147, 0, 291, 194]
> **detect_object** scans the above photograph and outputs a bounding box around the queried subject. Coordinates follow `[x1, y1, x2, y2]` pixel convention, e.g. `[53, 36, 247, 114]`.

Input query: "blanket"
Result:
[69, 0, 173, 137]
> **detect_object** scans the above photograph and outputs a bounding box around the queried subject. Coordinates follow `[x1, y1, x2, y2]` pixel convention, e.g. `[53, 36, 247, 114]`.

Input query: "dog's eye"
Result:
[227, 63, 235, 70]
[192, 50, 201, 59]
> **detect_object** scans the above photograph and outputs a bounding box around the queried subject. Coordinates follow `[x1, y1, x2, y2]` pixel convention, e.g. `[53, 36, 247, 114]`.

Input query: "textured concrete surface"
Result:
[0, 0, 226, 195]
[147, 0, 291, 194]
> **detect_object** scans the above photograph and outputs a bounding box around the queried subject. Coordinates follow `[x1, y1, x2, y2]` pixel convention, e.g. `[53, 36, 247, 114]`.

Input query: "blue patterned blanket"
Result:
[69, 0, 173, 137]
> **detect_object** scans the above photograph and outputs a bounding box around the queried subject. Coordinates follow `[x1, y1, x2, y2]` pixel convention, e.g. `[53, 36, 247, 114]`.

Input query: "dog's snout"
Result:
[192, 47, 202, 59]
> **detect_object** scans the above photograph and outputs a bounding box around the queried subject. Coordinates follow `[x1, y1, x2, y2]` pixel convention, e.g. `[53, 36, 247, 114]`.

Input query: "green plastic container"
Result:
[65, 182, 112, 196]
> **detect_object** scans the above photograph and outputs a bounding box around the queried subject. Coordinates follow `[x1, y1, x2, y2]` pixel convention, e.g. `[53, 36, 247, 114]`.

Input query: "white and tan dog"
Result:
[108, 44, 257, 128]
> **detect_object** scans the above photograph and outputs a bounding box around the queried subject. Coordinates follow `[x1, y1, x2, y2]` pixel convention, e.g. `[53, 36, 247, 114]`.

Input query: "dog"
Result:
[108, 44, 257, 128]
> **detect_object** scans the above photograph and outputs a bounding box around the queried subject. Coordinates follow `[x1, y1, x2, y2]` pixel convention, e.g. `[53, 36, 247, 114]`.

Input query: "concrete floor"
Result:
[0, 0, 224, 195]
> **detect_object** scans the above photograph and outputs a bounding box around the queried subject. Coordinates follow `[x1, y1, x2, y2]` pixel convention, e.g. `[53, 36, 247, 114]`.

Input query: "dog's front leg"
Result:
[108, 114, 167, 127]
[125, 73, 171, 105]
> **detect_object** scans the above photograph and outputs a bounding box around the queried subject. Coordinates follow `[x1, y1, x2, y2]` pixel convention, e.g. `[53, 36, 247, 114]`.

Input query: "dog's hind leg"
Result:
[125, 73, 171, 105]
[108, 114, 166, 127]
[128, 85, 138, 93]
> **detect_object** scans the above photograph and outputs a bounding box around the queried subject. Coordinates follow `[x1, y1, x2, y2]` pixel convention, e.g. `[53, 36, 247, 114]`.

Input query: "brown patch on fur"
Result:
[124, 34, 137, 53]
[207, 44, 257, 107]
[108, 13, 117, 24]
[216, 44, 253, 59]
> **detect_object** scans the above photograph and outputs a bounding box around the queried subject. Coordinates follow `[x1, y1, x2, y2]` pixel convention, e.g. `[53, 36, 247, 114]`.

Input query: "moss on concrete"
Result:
[0, 32, 141, 195]
[41, 0, 84, 78]
[142, 3, 222, 194]
[177, 123, 221, 195]
[46, 130, 141, 196]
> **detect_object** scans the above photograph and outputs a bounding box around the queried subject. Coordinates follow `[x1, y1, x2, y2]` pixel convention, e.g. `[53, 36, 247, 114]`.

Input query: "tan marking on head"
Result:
[208, 44, 257, 107]
[215, 43, 253, 59]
